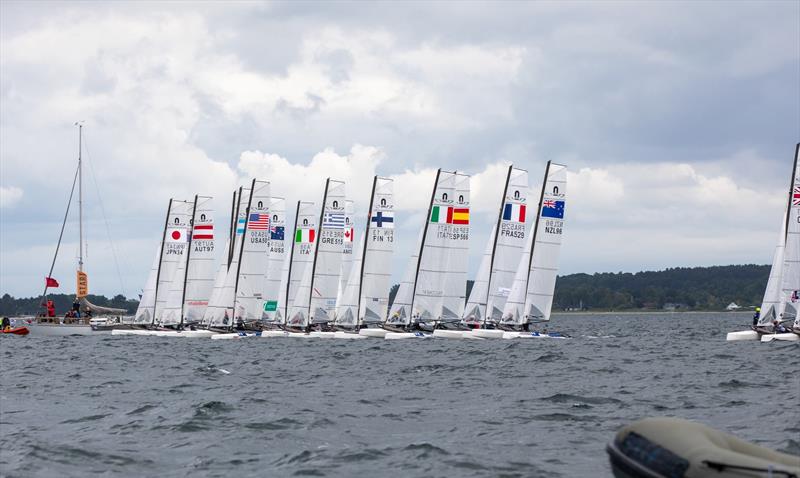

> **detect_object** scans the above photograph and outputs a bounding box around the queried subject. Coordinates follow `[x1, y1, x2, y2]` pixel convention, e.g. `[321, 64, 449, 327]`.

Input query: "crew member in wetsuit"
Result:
[752, 307, 760, 328]
[773, 319, 788, 333]
[72, 299, 81, 318]
[1, 317, 10, 331]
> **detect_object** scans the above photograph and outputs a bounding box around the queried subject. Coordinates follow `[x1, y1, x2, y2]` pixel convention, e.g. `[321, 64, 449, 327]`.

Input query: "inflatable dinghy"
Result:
[607, 417, 799, 478]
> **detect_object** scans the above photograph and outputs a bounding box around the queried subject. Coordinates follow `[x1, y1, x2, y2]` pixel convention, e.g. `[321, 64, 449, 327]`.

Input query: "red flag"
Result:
[46, 277, 59, 288]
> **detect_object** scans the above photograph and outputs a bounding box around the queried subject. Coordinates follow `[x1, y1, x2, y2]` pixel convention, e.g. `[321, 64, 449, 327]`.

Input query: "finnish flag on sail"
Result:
[371, 211, 394, 228]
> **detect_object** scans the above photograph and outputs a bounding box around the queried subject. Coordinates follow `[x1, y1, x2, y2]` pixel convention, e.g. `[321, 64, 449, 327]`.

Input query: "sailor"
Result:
[72, 299, 81, 318]
[1, 317, 10, 331]
[772, 319, 788, 334]
[46, 300, 56, 318]
[751, 307, 760, 328]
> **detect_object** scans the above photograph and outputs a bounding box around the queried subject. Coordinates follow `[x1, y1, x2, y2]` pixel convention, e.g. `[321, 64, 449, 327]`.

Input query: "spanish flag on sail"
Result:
[451, 208, 469, 225]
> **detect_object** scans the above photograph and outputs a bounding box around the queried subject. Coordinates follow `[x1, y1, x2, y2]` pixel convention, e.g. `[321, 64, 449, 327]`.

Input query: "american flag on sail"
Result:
[248, 213, 270, 230]
[793, 186, 800, 206]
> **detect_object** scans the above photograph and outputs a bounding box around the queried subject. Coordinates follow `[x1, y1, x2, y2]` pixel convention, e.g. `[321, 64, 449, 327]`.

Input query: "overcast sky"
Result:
[1, 1, 798, 298]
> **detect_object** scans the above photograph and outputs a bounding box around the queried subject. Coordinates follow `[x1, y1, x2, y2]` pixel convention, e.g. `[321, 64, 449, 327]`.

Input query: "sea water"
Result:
[1, 312, 798, 477]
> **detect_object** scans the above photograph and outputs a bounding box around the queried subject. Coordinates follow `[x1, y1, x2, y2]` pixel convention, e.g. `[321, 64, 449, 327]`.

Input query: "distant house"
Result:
[725, 302, 741, 311]
[663, 303, 686, 311]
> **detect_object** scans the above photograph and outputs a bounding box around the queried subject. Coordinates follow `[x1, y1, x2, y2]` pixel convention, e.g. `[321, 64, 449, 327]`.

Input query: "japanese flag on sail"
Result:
[166, 227, 187, 242]
[295, 228, 315, 243]
[503, 203, 526, 223]
[344, 227, 354, 243]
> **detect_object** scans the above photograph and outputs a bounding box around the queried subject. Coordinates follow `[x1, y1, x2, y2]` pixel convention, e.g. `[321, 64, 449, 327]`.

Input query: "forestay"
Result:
[234, 180, 271, 321]
[502, 162, 567, 325]
[262, 197, 286, 324]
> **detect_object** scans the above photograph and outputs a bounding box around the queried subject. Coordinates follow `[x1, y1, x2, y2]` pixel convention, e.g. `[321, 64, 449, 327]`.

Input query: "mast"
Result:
[285, 200, 302, 320]
[483, 165, 512, 324]
[356, 176, 378, 325]
[307, 179, 330, 324]
[409, 169, 441, 323]
[179, 195, 199, 327]
[151, 198, 174, 325]
[227, 190, 238, 266]
[522, 161, 551, 324]
[233, 181, 256, 319]
[784, 144, 799, 244]
[77, 122, 83, 274]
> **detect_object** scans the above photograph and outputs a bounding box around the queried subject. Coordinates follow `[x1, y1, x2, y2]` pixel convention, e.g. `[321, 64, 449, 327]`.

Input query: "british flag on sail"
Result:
[793, 186, 799, 206]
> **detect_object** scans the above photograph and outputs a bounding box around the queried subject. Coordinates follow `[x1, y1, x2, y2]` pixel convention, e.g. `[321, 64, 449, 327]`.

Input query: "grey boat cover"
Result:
[79, 297, 127, 316]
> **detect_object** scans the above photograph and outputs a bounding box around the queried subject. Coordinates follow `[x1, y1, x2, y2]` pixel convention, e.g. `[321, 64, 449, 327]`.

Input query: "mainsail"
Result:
[153, 199, 193, 324]
[335, 200, 356, 312]
[209, 187, 250, 327]
[234, 180, 271, 321]
[335, 176, 395, 327]
[182, 196, 216, 324]
[309, 179, 347, 323]
[262, 197, 286, 323]
[780, 144, 800, 324]
[758, 217, 786, 326]
[502, 162, 567, 325]
[285, 201, 317, 327]
[464, 166, 529, 324]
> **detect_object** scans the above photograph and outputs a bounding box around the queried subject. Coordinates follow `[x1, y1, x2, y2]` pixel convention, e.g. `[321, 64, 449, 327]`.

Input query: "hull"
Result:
[432, 329, 467, 339]
[358, 328, 388, 338]
[503, 331, 568, 339]
[761, 333, 799, 343]
[308, 331, 336, 338]
[385, 332, 430, 340]
[210, 331, 262, 340]
[470, 328, 505, 339]
[725, 329, 760, 341]
[27, 323, 96, 336]
[333, 331, 367, 340]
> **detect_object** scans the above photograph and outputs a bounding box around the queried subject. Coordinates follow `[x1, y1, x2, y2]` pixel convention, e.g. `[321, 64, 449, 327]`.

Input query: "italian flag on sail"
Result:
[295, 228, 315, 243]
[430, 206, 452, 224]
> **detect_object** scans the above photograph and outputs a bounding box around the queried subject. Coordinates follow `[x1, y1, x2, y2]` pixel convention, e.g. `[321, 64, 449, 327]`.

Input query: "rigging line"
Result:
[40, 163, 79, 306]
[81, 131, 128, 298]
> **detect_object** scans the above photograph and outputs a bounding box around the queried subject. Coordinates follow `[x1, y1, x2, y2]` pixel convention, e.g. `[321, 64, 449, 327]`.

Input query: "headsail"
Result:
[201, 242, 229, 327]
[209, 187, 250, 328]
[132, 245, 160, 324]
[387, 229, 422, 327]
[262, 197, 286, 323]
[335, 200, 356, 313]
[502, 162, 567, 325]
[758, 216, 786, 326]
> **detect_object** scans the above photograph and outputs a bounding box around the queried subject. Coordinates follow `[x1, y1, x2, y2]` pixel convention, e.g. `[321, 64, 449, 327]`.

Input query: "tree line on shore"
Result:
[1, 264, 769, 316]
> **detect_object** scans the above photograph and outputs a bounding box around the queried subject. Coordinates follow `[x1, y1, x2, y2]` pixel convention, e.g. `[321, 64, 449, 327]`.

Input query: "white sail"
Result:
[780, 145, 800, 324]
[464, 166, 529, 323]
[159, 248, 188, 326]
[440, 172, 470, 320]
[201, 247, 229, 327]
[360, 177, 395, 324]
[262, 197, 286, 323]
[182, 196, 216, 324]
[413, 169, 457, 322]
[153, 199, 193, 323]
[209, 188, 250, 328]
[335, 236, 363, 327]
[131, 245, 160, 324]
[285, 201, 317, 327]
[758, 217, 786, 326]
[502, 162, 567, 325]
[387, 229, 423, 327]
[309, 179, 347, 323]
[234, 180, 271, 321]
[335, 200, 356, 312]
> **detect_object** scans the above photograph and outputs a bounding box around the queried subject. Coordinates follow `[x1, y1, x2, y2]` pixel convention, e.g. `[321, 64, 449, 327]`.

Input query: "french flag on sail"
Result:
[503, 203, 526, 223]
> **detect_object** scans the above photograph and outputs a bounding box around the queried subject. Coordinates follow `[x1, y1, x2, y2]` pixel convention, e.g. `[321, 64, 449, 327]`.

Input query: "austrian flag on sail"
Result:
[192, 224, 213, 240]
[296, 229, 315, 243]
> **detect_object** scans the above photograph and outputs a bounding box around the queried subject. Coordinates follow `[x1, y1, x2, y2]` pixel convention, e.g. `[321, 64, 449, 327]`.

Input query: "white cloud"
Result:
[0, 186, 23, 208]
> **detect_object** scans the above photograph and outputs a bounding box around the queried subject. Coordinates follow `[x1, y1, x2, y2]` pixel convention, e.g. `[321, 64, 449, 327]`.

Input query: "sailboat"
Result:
[384, 169, 471, 339]
[207, 179, 270, 338]
[28, 124, 127, 336]
[476, 161, 568, 339]
[286, 179, 346, 336]
[334, 176, 395, 339]
[728, 143, 800, 342]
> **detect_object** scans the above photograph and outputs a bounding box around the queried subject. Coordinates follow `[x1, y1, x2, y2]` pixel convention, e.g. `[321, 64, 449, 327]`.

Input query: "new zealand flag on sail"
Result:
[541, 200, 565, 219]
[270, 225, 285, 240]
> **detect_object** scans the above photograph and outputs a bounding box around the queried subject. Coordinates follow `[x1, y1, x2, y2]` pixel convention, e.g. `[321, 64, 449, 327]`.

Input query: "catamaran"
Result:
[384, 169, 470, 339]
[332, 177, 395, 339]
[285, 179, 347, 337]
[469, 161, 567, 339]
[28, 123, 127, 336]
[727, 143, 800, 342]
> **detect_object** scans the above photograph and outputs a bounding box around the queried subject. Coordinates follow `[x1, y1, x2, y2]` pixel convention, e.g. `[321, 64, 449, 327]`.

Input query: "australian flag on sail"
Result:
[248, 213, 270, 230]
[541, 200, 565, 219]
[323, 212, 345, 229]
[371, 211, 394, 228]
[270, 225, 285, 240]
